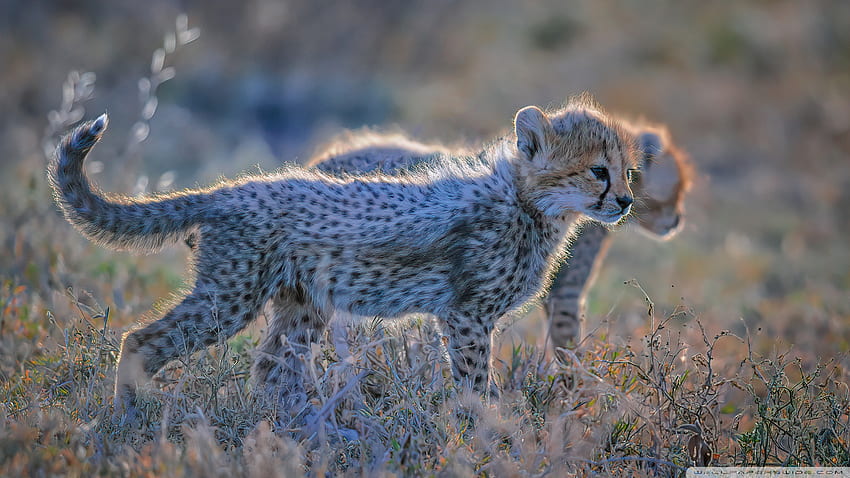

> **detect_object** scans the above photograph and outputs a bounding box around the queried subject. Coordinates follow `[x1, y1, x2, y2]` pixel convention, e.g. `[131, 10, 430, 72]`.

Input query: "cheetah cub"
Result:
[50, 100, 636, 413]
[311, 121, 692, 350]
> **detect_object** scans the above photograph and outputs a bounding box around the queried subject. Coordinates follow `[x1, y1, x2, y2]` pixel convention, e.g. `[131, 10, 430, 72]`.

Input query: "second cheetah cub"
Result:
[49, 99, 636, 414]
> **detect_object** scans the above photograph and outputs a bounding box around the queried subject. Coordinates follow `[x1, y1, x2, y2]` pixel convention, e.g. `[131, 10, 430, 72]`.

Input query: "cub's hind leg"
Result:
[251, 285, 328, 415]
[115, 272, 266, 412]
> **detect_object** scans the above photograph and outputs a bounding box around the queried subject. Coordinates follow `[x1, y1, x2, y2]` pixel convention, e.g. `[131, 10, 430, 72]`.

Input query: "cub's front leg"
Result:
[439, 312, 497, 397]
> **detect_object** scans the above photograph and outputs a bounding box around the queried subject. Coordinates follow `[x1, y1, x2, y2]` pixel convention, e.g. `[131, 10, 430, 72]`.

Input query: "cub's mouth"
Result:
[587, 208, 630, 224]
[645, 213, 682, 238]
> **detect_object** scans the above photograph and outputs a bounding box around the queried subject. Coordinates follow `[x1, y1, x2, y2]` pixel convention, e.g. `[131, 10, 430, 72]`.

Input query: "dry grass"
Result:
[2, 280, 848, 476]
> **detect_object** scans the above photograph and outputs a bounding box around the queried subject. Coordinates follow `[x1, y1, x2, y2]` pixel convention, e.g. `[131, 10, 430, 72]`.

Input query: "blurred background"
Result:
[1, 0, 848, 368]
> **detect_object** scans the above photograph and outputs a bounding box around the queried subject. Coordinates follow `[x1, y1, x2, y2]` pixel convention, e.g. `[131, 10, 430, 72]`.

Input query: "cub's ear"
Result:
[514, 106, 553, 159]
[638, 130, 664, 164]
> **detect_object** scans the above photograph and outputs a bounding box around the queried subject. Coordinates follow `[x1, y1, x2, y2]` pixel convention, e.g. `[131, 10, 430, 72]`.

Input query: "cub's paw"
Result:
[111, 385, 140, 426]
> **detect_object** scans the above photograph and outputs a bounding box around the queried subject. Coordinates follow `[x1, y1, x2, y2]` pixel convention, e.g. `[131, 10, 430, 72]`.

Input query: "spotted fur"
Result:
[310, 121, 692, 350]
[49, 99, 636, 414]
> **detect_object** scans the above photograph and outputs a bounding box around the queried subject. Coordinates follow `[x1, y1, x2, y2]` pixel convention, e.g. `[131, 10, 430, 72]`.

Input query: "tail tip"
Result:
[91, 113, 109, 135]
[64, 113, 109, 153]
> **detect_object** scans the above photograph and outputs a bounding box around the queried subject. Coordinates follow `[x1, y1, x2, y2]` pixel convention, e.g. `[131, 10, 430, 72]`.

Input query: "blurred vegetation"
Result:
[1, 0, 849, 475]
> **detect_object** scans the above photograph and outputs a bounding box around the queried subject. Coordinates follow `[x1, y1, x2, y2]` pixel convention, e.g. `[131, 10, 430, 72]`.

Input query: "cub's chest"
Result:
[460, 218, 560, 304]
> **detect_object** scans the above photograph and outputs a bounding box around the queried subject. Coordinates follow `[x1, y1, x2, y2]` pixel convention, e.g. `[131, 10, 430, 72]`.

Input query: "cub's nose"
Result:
[616, 195, 634, 212]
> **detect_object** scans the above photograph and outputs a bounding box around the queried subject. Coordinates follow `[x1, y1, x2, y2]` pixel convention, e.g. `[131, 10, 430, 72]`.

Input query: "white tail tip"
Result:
[92, 113, 109, 134]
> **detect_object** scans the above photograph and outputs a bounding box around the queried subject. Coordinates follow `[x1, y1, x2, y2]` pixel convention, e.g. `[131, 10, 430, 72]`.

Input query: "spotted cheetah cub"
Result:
[49, 100, 636, 413]
[311, 121, 692, 350]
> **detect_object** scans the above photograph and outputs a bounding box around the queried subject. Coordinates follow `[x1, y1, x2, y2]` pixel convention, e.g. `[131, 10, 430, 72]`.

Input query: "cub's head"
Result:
[629, 125, 692, 238]
[513, 100, 637, 224]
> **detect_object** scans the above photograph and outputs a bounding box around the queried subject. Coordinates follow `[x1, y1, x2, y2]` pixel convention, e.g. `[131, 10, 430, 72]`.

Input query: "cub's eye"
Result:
[627, 168, 640, 182]
[590, 167, 609, 181]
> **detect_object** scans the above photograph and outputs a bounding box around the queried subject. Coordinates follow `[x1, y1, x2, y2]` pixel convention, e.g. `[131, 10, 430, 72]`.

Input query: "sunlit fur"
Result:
[629, 123, 694, 238]
[309, 116, 692, 350]
[49, 99, 636, 414]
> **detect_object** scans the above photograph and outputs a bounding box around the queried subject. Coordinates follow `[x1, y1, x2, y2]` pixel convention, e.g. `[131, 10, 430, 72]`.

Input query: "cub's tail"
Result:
[49, 114, 210, 252]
